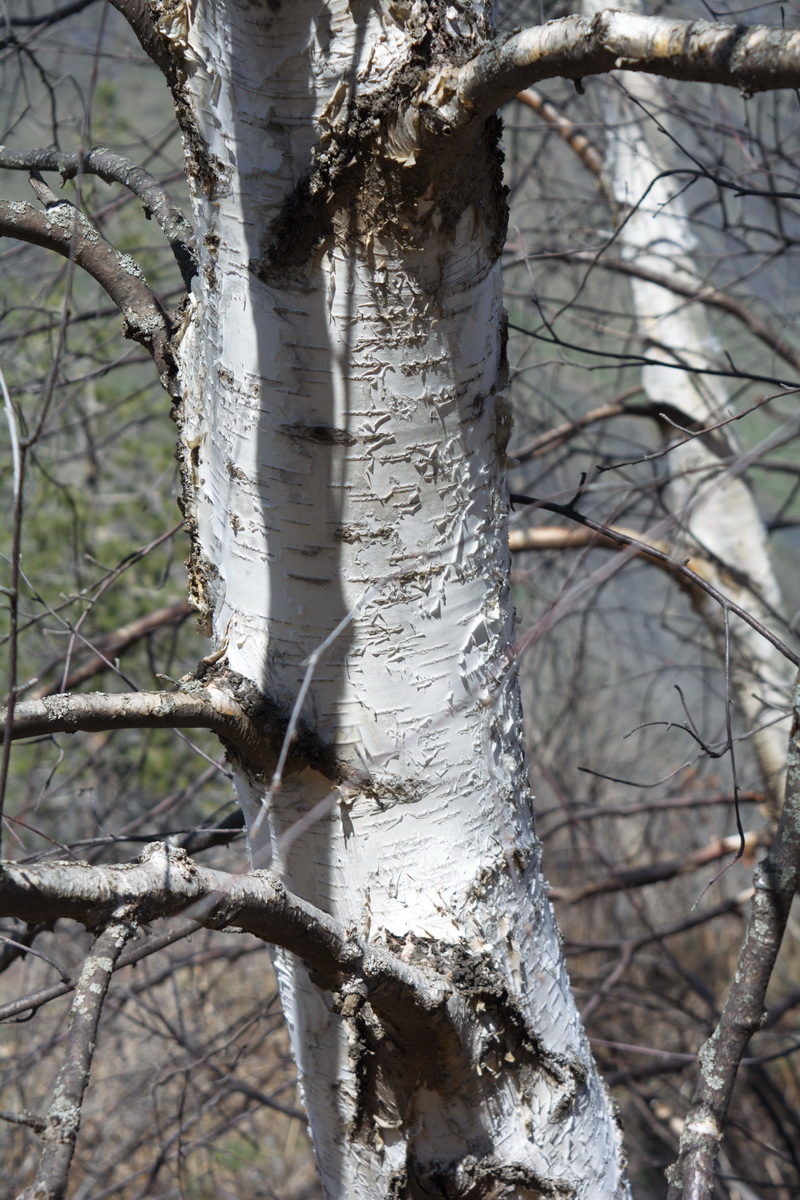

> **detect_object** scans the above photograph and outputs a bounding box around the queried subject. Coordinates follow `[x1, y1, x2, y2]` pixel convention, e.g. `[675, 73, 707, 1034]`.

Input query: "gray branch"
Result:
[0, 199, 177, 395]
[459, 12, 800, 115]
[666, 673, 800, 1199]
[15, 916, 132, 1200]
[3, 686, 278, 779]
[0, 148, 195, 285]
[0, 843, 452, 1043]
[2, 682, 361, 785]
[410, 12, 800, 170]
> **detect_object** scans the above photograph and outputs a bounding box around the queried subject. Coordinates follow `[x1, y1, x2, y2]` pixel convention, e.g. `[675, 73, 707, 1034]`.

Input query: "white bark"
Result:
[158, 0, 629, 1194]
[583, 0, 791, 816]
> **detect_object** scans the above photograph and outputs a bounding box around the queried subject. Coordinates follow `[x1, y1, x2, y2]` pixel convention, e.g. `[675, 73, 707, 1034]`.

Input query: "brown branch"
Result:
[549, 830, 768, 904]
[508, 390, 643, 462]
[510, 494, 800, 668]
[547, 250, 800, 378]
[0, 148, 195, 285]
[3, 686, 253, 741]
[666, 673, 800, 1199]
[539, 791, 762, 840]
[516, 87, 604, 176]
[565, 894, 747, 957]
[31, 599, 193, 699]
[0, 199, 176, 395]
[0, 919, 201, 1023]
[509, 521, 714, 604]
[16, 916, 132, 1200]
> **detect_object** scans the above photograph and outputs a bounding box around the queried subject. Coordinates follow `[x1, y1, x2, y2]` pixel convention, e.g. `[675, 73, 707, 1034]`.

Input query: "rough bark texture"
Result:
[155, 0, 629, 1195]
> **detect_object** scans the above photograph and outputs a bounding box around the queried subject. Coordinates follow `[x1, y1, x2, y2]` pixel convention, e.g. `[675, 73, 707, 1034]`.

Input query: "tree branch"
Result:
[516, 87, 604, 176]
[3, 0, 97, 27]
[2, 679, 358, 785]
[0, 919, 201, 1023]
[550, 829, 768, 903]
[545, 250, 800, 378]
[666, 673, 800, 1199]
[0, 843, 451, 1039]
[510, 494, 800, 668]
[0, 198, 177, 394]
[458, 13, 800, 117]
[510, 521, 714, 603]
[106, 0, 178, 87]
[0, 148, 196, 286]
[31, 599, 193, 699]
[410, 12, 800, 169]
[508, 392, 643, 463]
[16, 916, 132, 1200]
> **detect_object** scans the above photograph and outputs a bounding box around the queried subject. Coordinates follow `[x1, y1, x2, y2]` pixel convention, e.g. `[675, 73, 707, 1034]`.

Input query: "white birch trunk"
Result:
[583, 0, 791, 816]
[155, 0, 629, 1194]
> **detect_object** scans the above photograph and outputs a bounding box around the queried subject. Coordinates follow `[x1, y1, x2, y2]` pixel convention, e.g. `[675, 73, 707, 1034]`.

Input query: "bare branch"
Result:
[550, 830, 769, 903]
[546, 250, 800, 378]
[516, 87, 604, 176]
[4, 686, 249, 741]
[511, 493, 800, 668]
[510, 522, 712, 601]
[106, 0, 178, 87]
[0, 919, 201, 1022]
[31, 599, 193, 699]
[0, 843, 451, 1037]
[666, 674, 800, 1199]
[0, 199, 176, 394]
[3, 0, 97, 28]
[0, 148, 196, 285]
[540, 791, 761, 840]
[452, 14, 800, 123]
[16, 916, 132, 1200]
[2, 679, 359, 785]
[508, 392, 642, 462]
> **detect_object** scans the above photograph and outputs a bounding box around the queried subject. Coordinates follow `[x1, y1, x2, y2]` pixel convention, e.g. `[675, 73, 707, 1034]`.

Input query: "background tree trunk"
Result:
[581, 0, 790, 820]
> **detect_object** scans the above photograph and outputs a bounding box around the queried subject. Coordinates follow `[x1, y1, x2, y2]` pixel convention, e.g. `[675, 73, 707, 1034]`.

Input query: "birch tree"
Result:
[3, 3, 800, 1198]
[577, 0, 791, 820]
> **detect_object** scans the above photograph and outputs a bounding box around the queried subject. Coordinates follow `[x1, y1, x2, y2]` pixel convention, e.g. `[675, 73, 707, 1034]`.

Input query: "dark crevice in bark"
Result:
[194, 661, 368, 786]
[254, 51, 507, 281]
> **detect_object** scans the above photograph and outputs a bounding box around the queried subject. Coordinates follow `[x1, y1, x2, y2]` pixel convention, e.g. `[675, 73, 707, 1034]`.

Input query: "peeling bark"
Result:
[155, 0, 629, 1194]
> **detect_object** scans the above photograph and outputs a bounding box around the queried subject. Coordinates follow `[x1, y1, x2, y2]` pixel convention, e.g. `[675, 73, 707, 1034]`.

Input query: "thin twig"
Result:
[510, 493, 800, 668]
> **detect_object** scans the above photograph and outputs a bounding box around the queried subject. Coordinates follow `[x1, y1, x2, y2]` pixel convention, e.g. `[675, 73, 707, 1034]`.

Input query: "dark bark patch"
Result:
[279, 422, 357, 446]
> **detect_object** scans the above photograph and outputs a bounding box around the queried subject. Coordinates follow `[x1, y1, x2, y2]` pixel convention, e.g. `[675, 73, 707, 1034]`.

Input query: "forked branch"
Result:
[454, 13, 800, 118]
[0, 148, 196, 285]
[0, 198, 176, 393]
[0, 843, 452, 1041]
[410, 12, 800, 169]
[666, 674, 800, 1197]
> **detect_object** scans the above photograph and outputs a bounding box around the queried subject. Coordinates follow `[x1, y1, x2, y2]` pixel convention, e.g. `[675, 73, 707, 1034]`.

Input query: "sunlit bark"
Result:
[160, 0, 629, 1194]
